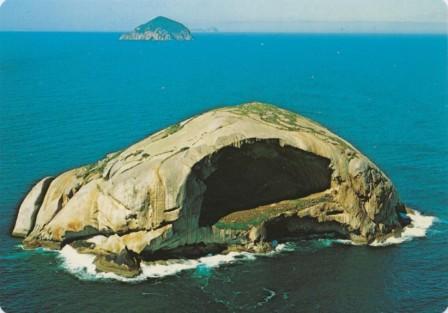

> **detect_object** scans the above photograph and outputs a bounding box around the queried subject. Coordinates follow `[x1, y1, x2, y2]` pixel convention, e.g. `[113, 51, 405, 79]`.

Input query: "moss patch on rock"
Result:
[214, 193, 334, 230]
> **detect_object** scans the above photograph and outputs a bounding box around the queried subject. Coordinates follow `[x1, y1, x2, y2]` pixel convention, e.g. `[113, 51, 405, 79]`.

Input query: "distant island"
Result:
[120, 16, 192, 41]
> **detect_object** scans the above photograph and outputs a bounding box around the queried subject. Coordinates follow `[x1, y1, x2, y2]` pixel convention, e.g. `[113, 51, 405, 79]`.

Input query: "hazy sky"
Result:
[0, 0, 446, 32]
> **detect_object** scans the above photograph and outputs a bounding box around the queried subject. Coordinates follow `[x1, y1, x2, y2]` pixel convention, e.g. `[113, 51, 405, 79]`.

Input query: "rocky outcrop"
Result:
[12, 103, 406, 277]
[120, 16, 192, 41]
[12, 177, 53, 237]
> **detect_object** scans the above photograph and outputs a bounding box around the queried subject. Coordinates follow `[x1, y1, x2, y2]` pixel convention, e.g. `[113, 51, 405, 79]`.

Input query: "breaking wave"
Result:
[336, 210, 436, 247]
[369, 210, 436, 247]
[56, 210, 435, 282]
[57, 244, 290, 283]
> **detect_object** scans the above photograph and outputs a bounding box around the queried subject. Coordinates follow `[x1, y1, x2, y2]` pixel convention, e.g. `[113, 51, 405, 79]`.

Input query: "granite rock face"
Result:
[120, 16, 192, 41]
[12, 103, 405, 277]
[12, 177, 53, 237]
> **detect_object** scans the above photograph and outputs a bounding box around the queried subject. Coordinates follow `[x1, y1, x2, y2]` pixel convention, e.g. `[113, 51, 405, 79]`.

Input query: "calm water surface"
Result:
[0, 33, 447, 313]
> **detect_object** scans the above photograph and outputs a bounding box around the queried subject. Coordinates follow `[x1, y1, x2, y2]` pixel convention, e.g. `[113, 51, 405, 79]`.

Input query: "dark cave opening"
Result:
[194, 139, 332, 227]
[263, 215, 348, 242]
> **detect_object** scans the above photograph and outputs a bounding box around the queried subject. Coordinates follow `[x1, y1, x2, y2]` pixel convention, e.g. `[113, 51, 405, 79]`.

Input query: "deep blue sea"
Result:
[0, 32, 447, 313]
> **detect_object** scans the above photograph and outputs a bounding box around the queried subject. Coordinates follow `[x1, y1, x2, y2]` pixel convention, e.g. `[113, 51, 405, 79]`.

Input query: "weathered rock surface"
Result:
[120, 16, 192, 41]
[12, 103, 405, 277]
[12, 177, 53, 237]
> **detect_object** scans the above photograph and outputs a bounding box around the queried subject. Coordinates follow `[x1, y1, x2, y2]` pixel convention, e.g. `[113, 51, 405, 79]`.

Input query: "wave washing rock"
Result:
[120, 16, 192, 41]
[12, 103, 408, 277]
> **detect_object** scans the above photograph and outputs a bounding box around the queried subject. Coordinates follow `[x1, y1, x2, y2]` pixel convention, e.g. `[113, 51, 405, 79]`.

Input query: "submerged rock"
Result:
[12, 103, 405, 277]
[120, 16, 192, 41]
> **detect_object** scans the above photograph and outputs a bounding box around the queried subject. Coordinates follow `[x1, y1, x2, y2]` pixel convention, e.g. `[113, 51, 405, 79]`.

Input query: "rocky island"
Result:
[12, 103, 408, 277]
[120, 16, 192, 41]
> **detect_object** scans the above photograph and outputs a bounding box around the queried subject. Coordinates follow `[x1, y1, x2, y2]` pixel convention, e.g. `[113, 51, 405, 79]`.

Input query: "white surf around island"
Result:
[336, 210, 437, 247]
[57, 244, 281, 283]
[56, 210, 436, 282]
[369, 210, 437, 247]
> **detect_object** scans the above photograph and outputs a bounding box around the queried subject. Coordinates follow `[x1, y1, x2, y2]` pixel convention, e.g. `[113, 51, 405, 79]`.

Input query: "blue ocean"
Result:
[0, 32, 447, 313]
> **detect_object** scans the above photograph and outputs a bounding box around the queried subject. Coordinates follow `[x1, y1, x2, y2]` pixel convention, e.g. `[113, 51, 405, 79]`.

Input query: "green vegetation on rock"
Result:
[120, 16, 192, 41]
[214, 193, 334, 230]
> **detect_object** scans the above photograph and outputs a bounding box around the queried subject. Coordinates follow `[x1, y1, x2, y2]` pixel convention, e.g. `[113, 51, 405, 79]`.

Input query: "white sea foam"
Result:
[330, 210, 436, 247]
[370, 210, 436, 247]
[139, 251, 256, 279]
[58, 245, 265, 282]
[57, 210, 435, 281]
[57, 245, 127, 281]
[334, 239, 365, 246]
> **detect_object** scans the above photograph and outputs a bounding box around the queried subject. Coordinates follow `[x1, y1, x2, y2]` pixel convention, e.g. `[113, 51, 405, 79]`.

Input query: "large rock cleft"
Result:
[12, 103, 406, 277]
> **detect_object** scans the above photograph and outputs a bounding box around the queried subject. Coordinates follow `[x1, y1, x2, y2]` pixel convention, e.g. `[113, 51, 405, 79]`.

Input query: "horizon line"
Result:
[0, 29, 447, 35]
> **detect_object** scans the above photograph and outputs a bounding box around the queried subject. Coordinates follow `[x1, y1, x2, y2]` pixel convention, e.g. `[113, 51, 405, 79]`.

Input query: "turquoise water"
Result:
[0, 32, 447, 312]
